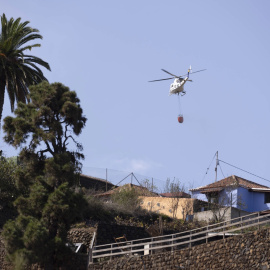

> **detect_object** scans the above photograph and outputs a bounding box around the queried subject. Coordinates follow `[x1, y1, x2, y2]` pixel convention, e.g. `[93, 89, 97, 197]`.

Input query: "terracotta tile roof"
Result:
[190, 175, 269, 192]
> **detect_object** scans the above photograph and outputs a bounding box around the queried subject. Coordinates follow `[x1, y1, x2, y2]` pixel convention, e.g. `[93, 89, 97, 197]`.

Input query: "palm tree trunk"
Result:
[0, 75, 6, 123]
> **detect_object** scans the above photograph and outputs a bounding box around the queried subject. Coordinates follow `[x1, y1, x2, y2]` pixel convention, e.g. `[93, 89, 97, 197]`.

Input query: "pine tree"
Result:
[2, 82, 87, 269]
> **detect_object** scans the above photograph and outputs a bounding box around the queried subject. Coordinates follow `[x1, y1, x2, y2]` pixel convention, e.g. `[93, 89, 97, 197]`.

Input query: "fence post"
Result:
[88, 248, 93, 266]
[189, 232, 192, 248]
[110, 244, 113, 261]
[171, 235, 174, 252]
[151, 238, 153, 255]
[206, 226, 209, 243]
[88, 231, 96, 266]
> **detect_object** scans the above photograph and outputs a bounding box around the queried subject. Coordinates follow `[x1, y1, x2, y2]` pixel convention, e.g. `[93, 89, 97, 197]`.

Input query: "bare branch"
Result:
[44, 141, 54, 156]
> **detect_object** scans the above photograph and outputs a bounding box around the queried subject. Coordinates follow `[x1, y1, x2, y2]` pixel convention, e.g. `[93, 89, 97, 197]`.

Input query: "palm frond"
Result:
[23, 55, 51, 71]
[17, 44, 41, 54]
[0, 13, 51, 119]
[17, 34, 42, 48]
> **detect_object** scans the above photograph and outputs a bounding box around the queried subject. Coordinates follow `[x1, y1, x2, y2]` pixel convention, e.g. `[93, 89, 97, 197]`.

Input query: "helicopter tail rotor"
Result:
[187, 65, 192, 78]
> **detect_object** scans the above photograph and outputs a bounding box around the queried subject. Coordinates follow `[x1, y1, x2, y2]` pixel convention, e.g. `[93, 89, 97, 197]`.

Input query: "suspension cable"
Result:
[200, 152, 217, 185]
[218, 162, 226, 179]
[218, 159, 270, 183]
[177, 94, 182, 115]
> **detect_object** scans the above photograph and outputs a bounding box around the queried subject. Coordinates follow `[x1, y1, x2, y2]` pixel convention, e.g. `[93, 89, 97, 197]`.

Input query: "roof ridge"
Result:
[234, 175, 269, 188]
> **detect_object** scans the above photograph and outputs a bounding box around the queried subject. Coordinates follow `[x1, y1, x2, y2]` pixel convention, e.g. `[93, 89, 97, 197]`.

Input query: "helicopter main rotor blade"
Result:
[179, 69, 207, 77]
[191, 69, 207, 74]
[161, 69, 177, 77]
[148, 77, 174, 82]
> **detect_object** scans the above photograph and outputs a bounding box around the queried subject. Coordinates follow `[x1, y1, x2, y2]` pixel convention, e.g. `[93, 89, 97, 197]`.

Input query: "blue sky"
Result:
[1, 0, 270, 191]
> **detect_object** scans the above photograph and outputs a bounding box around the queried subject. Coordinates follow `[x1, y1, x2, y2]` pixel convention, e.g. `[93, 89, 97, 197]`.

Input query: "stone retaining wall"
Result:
[68, 227, 96, 247]
[96, 223, 150, 245]
[29, 254, 88, 270]
[90, 227, 270, 269]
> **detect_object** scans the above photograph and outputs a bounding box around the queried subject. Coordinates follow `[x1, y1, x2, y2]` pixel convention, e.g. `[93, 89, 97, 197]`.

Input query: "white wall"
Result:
[194, 206, 250, 222]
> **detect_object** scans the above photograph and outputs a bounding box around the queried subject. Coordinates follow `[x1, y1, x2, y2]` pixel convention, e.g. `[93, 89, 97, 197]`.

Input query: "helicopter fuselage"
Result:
[169, 77, 189, 96]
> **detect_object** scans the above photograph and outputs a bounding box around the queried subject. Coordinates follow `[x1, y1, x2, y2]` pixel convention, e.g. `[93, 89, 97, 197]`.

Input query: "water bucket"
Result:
[178, 115, 184, 123]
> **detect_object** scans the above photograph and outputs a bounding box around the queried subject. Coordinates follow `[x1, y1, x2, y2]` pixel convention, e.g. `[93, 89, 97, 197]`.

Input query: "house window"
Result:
[206, 192, 219, 204]
[157, 203, 160, 207]
[265, 193, 270, 204]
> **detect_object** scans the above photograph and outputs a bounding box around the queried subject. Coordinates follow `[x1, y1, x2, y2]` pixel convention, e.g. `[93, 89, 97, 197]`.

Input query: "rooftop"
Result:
[190, 175, 270, 192]
[80, 174, 114, 185]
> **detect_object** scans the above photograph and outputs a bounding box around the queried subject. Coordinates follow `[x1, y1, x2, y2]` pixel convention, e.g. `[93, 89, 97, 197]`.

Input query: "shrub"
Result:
[111, 187, 142, 212]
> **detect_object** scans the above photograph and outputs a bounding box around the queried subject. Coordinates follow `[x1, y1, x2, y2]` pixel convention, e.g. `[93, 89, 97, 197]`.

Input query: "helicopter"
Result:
[149, 66, 206, 96]
[149, 66, 206, 123]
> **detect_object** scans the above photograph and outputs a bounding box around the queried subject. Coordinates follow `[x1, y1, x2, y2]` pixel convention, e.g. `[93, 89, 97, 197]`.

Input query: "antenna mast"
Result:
[215, 151, 219, 182]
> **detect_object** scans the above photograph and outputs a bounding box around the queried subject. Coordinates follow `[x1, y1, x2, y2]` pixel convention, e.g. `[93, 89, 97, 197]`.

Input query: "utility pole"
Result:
[215, 151, 219, 182]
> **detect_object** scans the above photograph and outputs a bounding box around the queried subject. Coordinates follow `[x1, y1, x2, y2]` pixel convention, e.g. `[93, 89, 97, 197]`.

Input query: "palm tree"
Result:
[0, 13, 50, 122]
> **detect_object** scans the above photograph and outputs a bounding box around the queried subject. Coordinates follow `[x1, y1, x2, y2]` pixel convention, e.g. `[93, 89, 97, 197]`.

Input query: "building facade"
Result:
[190, 175, 270, 212]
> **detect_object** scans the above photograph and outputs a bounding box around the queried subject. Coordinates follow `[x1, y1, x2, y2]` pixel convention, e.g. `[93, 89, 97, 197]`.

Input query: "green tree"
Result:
[0, 156, 20, 228]
[0, 156, 19, 206]
[2, 82, 87, 269]
[0, 13, 50, 122]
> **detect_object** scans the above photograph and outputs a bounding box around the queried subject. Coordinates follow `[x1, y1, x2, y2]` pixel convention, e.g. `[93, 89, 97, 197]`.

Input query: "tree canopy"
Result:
[3, 81, 87, 188]
[0, 13, 50, 121]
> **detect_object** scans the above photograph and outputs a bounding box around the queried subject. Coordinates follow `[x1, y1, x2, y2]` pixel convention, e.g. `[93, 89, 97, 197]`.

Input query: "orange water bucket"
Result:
[178, 115, 184, 123]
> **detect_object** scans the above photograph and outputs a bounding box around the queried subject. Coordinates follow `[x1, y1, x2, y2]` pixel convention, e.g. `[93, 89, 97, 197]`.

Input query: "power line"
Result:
[200, 152, 217, 185]
[82, 165, 168, 185]
[218, 159, 270, 183]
